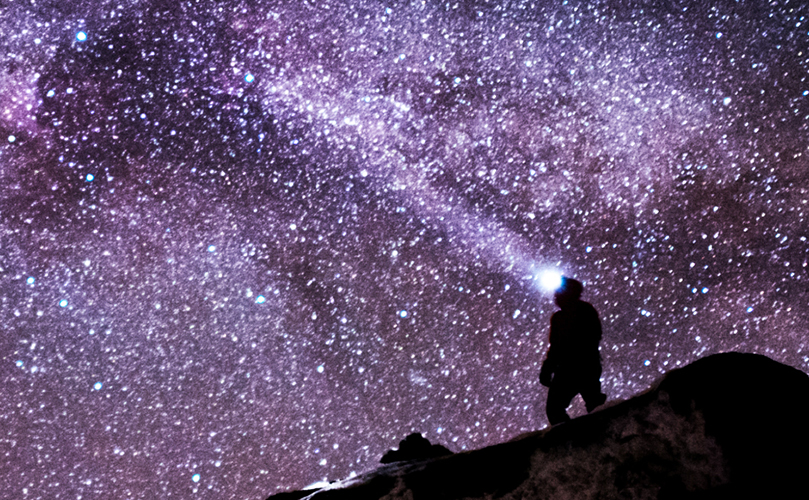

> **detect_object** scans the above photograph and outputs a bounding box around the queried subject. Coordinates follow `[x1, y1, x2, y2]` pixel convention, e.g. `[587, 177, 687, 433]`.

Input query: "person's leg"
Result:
[581, 366, 607, 413]
[546, 379, 576, 425]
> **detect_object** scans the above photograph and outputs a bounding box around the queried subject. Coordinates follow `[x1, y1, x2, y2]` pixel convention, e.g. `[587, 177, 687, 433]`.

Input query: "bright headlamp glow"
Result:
[539, 270, 563, 292]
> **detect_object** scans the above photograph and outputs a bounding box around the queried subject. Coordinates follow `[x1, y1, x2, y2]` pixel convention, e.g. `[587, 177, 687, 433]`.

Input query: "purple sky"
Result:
[1, 0, 807, 498]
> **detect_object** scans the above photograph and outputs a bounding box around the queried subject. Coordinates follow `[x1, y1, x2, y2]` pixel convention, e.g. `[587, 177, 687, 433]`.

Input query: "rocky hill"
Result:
[268, 352, 809, 499]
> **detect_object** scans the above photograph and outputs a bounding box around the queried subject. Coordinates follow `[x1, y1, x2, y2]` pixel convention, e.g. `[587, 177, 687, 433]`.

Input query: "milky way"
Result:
[1, 0, 807, 497]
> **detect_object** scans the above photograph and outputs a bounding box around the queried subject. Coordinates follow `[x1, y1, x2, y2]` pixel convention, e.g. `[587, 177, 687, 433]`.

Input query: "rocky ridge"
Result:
[268, 352, 809, 499]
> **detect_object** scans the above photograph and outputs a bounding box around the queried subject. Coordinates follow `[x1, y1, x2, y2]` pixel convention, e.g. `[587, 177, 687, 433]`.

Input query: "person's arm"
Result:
[540, 314, 560, 386]
[588, 303, 602, 344]
[593, 307, 602, 343]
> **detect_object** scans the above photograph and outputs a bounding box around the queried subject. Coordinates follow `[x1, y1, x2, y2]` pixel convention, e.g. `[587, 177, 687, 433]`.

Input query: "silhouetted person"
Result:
[539, 277, 607, 425]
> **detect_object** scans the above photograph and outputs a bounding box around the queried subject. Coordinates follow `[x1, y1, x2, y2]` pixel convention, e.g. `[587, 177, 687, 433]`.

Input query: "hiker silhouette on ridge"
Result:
[540, 277, 607, 425]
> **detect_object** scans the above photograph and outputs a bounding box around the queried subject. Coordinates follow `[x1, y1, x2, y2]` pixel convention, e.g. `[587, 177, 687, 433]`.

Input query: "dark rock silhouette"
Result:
[267, 352, 809, 500]
[379, 433, 454, 464]
[266, 489, 320, 500]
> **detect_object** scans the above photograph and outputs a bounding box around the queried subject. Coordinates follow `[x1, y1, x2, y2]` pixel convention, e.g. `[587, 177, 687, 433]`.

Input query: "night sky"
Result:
[1, 0, 807, 497]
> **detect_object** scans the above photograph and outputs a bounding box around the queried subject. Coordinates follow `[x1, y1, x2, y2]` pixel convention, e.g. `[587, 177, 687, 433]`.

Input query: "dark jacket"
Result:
[541, 300, 602, 381]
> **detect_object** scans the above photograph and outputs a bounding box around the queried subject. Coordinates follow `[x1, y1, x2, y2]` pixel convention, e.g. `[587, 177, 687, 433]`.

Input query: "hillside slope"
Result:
[268, 352, 809, 499]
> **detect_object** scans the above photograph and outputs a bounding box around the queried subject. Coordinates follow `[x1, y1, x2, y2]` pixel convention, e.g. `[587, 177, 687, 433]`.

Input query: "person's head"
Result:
[554, 277, 583, 308]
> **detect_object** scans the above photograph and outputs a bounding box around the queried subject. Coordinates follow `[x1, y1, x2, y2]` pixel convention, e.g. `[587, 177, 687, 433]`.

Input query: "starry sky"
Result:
[1, 0, 807, 497]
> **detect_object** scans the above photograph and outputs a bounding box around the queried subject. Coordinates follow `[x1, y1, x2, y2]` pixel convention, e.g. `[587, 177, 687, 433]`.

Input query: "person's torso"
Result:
[551, 301, 601, 367]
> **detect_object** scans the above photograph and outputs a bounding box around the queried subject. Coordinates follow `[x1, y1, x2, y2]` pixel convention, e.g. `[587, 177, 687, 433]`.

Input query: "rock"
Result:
[380, 433, 454, 464]
[267, 352, 809, 500]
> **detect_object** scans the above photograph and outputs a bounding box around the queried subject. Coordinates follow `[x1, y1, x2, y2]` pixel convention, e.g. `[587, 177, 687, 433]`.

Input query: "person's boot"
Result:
[585, 393, 607, 413]
[547, 410, 571, 426]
